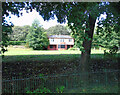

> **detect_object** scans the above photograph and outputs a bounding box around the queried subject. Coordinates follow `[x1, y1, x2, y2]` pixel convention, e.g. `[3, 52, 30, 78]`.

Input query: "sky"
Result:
[5, 9, 106, 29]
[5, 9, 67, 29]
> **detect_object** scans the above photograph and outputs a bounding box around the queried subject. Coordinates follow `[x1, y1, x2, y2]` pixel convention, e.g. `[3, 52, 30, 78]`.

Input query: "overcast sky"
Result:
[5, 9, 67, 29]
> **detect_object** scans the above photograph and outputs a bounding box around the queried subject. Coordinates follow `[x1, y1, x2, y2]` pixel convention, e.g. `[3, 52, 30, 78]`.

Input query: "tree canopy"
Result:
[46, 25, 70, 35]
[8, 25, 30, 41]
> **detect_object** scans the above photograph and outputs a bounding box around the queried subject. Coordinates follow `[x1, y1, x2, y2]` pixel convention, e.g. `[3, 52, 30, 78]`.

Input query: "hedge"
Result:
[8, 41, 26, 45]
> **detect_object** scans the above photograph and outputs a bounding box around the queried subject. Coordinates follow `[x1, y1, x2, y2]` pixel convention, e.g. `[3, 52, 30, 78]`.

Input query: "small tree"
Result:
[26, 19, 49, 50]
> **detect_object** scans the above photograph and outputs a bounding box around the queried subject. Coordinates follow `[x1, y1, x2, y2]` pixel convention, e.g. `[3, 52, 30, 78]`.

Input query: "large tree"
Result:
[30, 2, 119, 72]
[26, 19, 49, 50]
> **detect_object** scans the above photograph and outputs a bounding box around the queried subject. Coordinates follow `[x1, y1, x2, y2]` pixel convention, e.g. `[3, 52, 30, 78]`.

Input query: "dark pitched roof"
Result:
[48, 35, 73, 39]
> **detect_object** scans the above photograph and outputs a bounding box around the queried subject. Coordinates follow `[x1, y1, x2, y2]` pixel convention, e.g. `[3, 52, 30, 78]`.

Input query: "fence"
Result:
[2, 69, 119, 93]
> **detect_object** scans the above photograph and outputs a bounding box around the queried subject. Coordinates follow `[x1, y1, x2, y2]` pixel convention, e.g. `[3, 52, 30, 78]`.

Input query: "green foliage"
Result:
[25, 73, 51, 93]
[39, 73, 44, 77]
[8, 41, 26, 45]
[1, 2, 27, 55]
[24, 42, 29, 48]
[95, 25, 119, 53]
[56, 86, 65, 93]
[26, 19, 49, 50]
[67, 3, 101, 54]
[25, 73, 65, 93]
[26, 85, 65, 94]
[26, 87, 51, 94]
[96, 3, 120, 53]
[92, 34, 100, 49]
[109, 45, 119, 54]
[1, 17, 13, 56]
[104, 45, 119, 56]
[46, 25, 70, 35]
[8, 25, 30, 41]
[96, 27, 119, 48]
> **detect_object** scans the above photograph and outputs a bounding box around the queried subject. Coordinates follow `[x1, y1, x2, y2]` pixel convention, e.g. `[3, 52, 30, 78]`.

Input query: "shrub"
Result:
[26, 87, 51, 93]
[56, 86, 65, 93]
[24, 42, 29, 48]
[104, 45, 119, 56]
[109, 45, 118, 55]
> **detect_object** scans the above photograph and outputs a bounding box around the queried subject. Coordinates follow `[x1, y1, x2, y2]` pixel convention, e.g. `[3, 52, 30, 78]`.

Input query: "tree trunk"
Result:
[80, 15, 96, 71]
[78, 15, 96, 87]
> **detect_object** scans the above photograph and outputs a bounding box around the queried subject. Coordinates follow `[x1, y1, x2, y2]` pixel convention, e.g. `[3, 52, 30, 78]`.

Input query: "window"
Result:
[61, 45, 65, 48]
[69, 39, 72, 42]
[67, 45, 70, 49]
[50, 45, 53, 48]
[60, 39, 64, 42]
[51, 39, 54, 42]
[58, 45, 60, 48]
[58, 45, 65, 48]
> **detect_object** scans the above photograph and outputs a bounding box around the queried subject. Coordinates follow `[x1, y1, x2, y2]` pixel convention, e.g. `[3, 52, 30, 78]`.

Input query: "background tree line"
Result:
[8, 23, 70, 42]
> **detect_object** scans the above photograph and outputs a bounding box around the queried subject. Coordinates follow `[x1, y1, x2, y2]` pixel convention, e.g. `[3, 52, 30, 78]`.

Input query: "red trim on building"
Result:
[47, 45, 57, 50]
[48, 45, 73, 50]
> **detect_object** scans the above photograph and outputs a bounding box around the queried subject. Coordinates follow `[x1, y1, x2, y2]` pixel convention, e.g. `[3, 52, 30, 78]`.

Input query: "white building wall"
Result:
[49, 38, 74, 45]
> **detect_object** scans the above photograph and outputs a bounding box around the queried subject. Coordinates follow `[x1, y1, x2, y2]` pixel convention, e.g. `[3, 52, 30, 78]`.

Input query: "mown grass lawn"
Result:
[4, 46, 105, 56]
[3, 47, 119, 63]
[2, 47, 106, 64]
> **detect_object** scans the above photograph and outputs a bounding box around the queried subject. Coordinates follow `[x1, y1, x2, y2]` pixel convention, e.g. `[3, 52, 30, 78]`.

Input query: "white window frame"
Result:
[51, 39, 54, 42]
[60, 39, 64, 42]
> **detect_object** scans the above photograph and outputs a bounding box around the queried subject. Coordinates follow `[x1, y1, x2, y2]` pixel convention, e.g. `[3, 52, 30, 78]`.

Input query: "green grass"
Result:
[2, 47, 104, 63]
[2, 47, 120, 63]
[4, 47, 105, 56]
[4, 47, 81, 55]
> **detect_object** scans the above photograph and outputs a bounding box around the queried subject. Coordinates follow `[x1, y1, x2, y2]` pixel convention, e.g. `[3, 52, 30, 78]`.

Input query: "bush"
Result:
[24, 42, 29, 48]
[109, 45, 119, 55]
[104, 45, 119, 56]
[8, 41, 26, 45]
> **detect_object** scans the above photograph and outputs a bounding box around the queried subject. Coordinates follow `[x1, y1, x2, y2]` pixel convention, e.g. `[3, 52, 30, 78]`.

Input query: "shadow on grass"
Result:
[2, 53, 119, 77]
[2, 53, 120, 63]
